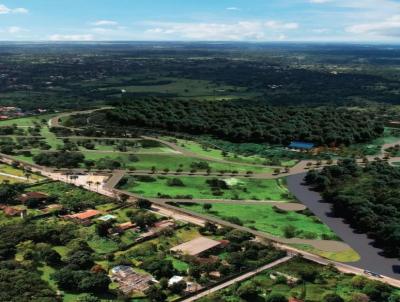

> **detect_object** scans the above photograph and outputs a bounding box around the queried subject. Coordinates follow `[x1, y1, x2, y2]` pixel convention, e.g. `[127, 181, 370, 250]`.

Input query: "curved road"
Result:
[287, 173, 400, 279]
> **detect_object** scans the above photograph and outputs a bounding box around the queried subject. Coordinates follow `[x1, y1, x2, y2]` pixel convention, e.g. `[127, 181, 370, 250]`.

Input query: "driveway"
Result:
[287, 173, 400, 279]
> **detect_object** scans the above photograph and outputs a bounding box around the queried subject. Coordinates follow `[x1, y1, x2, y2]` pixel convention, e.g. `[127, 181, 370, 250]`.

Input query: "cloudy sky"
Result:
[0, 0, 399, 42]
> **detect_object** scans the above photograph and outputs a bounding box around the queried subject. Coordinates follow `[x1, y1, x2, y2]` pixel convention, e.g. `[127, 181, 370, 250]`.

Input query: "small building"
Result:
[387, 121, 400, 128]
[168, 275, 184, 286]
[288, 141, 315, 150]
[170, 237, 222, 257]
[18, 192, 48, 203]
[110, 266, 155, 295]
[98, 214, 116, 222]
[3, 206, 27, 218]
[185, 281, 202, 294]
[118, 221, 135, 231]
[62, 209, 102, 225]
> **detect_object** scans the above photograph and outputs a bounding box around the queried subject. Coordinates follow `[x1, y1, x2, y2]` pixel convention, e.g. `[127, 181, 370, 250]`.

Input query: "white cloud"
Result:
[91, 20, 118, 26]
[312, 28, 329, 33]
[49, 34, 94, 41]
[144, 20, 299, 41]
[226, 7, 240, 11]
[0, 4, 28, 14]
[7, 26, 24, 34]
[346, 15, 400, 37]
[309, 0, 332, 3]
[265, 21, 299, 30]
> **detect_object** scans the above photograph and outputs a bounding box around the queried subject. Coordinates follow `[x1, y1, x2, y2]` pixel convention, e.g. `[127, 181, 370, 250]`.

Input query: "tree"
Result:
[118, 193, 130, 204]
[283, 225, 297, 239]
[350, 293, 370, 302]
[67, 250, 94, 270]
[266, 293, 288, 302]
[146, 285, 167, 302]
[96, 221, 112, 237]
[323, 294, 344, 302]
[136, 198, 152, 209]
[203, 203, 212, 212]
[169, 280, 187, 295]
[237, 283, 261, 301]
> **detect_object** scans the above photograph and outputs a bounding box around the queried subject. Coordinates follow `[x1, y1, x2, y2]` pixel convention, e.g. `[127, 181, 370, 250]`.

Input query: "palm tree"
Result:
[87, 180, 93, 188]
[95, 181, 101, 192]
[24, 172, 32, 183]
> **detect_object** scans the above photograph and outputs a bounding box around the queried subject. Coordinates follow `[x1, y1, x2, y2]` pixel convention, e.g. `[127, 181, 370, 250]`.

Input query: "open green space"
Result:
[82, 152, 274, 173]
[180, 203, 337, 240]
[0, 163, 44, 183]
[102, 77, 258, 100]
[119, 175, 292, 201]
[0, 113, 56, 127]
[172, 137, 271, 166]
[201, 257, 400, 302]
[289, 243, 360, 263]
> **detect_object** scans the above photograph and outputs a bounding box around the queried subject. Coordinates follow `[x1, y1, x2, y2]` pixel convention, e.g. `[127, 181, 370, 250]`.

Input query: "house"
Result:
[387, 121, 400, 128]
[154, 220, 175, 230]
[168, 275, 184, 286]
[289, 141, 315, 150]
[135, 220, 175, 243]
[168, 276, 202, 294]
[185, 281, 202, 294]
[170, 237, 223, 257]
[118, 221, 135, 231]
[3, 206, 27, 218]
[110, 266, 155, 295]
[62, 209, 102, 225]
[18, 192, 48, 203]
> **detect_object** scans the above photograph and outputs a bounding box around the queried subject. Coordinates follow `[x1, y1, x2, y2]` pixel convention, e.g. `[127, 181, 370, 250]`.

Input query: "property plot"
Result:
[180, 203, 337, 240]
[119, 175, 292, 201]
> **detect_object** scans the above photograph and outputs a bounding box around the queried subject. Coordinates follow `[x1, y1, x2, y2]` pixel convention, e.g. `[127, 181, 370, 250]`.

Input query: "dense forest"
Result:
[1, 43, 400, 110]
[106, 100, 384, 145]
[305, 160, 400, 258]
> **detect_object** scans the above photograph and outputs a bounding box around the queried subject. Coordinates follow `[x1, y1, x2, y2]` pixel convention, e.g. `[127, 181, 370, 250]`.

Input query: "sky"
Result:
[0, 0, 399, 42]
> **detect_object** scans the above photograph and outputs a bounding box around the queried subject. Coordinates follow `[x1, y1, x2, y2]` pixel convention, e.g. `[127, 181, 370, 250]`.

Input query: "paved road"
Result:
[181, 256, 293, 302]
[287, 173, 400, 280]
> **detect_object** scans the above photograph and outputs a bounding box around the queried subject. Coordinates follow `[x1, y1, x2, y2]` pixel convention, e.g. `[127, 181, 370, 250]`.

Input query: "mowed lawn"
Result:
[181, 203, 336, 240]
[120, 176, 292, 201]
[0, 113, 56, 127]
[173, 137, 269, 166]
[82, 153, 273, 174]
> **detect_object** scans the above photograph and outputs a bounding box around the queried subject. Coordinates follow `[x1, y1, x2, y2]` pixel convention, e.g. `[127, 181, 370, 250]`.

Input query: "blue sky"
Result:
[0, 0, 399, 42]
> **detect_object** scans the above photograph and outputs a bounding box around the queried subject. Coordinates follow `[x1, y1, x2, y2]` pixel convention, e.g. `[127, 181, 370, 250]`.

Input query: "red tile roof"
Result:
[64, 209, 101, 220]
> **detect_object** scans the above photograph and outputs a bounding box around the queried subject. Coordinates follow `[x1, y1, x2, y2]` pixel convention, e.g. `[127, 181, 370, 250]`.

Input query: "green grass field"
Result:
[181, 203, 336, 240]
[289, 243, 360, 263]
[120, 175, 292, 201]
[0, 113, 55, 127]
[82, 152, 273, 174]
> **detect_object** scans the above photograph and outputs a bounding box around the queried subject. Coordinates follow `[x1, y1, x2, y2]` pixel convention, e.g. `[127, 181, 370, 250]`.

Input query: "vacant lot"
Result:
[119, 175, 292, 201]
[181, 203, 336, 240]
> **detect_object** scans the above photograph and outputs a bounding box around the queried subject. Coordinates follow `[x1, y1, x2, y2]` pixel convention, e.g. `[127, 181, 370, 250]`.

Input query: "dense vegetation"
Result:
[106, 100, 384, 145]
[305, 160, 400, 257]
[1, 43, 400, 110]
[200, 257, 400, 302]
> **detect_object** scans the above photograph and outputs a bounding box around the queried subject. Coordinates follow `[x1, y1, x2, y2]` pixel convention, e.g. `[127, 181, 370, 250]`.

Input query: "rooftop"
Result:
[289, 141, 315, 150]
[18, 192, 48, 203]
[64, 209, 102, 220]
[170, 237, 222, 256]
[98, 214, 116, 221]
